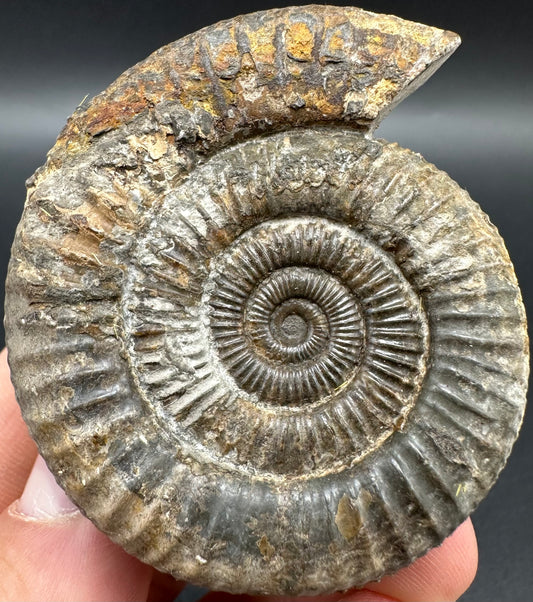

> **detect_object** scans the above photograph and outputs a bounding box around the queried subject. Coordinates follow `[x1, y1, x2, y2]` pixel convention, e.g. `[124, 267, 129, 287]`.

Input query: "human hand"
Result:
[0, 348, 477, 601]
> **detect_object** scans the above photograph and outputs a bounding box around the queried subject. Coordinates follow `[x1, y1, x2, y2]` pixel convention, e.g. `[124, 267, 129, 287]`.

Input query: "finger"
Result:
[0, 455, 153, 602]
[0, 348, 38, 511]
[364, 519, 478, 602]
[341, 594, 397, 602]
[200, 592, 346, 602]
[200, 588, 396, 602]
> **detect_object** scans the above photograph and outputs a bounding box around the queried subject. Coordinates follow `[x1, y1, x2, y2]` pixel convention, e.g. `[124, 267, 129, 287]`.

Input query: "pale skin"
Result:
[0, 348, 478, 601]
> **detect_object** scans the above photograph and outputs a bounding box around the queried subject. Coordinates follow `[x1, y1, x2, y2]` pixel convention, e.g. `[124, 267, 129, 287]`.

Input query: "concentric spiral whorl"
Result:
[5, 4, 528, 597]
[206, 218, 426, 409]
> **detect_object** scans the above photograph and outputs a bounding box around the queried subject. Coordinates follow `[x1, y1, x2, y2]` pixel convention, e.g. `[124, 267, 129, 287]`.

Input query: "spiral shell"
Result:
[5, 5, 528, 596]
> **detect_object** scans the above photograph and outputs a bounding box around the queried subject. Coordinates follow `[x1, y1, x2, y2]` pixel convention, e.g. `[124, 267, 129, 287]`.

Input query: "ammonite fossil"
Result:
[5, 4, 529, 596]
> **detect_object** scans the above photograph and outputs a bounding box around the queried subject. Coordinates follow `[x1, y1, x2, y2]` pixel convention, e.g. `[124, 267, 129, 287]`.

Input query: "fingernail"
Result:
[18, 455, 79, 519]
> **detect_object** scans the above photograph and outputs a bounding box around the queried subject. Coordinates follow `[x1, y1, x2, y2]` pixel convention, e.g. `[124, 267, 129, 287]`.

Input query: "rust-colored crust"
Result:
[49, 5, 459, 166]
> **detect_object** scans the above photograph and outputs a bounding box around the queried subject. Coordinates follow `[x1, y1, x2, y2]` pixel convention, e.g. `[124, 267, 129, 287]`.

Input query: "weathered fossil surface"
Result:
[4, 4, 529, 596]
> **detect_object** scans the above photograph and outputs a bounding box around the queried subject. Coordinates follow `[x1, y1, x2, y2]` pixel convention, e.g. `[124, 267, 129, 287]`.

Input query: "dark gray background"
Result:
[1, 1, 531, 600]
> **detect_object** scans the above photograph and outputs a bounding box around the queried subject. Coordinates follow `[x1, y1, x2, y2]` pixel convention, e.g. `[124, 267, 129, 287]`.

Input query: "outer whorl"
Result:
[4, 4, 529, 596]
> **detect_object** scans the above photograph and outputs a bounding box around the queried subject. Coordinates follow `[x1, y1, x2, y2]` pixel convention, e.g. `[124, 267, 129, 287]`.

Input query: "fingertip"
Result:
[343, 592, 398, 602]
[365, 519, 478, 602]
[0, 496, 152, 601]
[0, 348, 37, 512]
[17, 455, 79, 519]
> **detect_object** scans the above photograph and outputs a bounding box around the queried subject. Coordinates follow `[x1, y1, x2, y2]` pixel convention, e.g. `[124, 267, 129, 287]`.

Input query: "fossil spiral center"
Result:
[208, 255, 365, 406]
[270, 300, 318, 348]
[277, 310, 308, 344]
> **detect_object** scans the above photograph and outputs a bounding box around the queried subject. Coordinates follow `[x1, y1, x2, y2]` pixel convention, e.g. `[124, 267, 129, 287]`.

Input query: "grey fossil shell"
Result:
[4, 4, 529, 596]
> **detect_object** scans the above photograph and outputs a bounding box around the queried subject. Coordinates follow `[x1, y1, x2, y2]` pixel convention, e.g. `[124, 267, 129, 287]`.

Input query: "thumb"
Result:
[0, 455, 153, 602]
